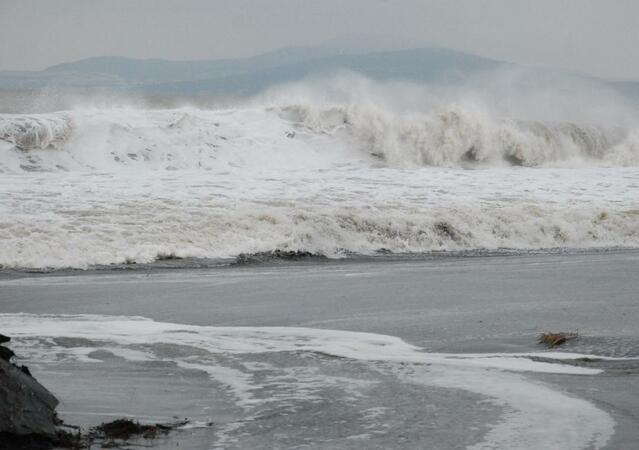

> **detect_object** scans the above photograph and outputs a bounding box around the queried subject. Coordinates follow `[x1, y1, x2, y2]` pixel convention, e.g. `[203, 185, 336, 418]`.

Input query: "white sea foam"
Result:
[0, 86, 638, 269]
[1, 166, 638, 268]
[0, 107, 359, 173]
[0, 103, 638, 172]
[0, 313, 617, 449]
[276, 102, 639, 167]
[0, 113, 73, 151]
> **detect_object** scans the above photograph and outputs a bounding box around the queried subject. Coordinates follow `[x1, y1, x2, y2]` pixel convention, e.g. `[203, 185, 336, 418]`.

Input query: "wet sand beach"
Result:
[1, 250, 638, 449]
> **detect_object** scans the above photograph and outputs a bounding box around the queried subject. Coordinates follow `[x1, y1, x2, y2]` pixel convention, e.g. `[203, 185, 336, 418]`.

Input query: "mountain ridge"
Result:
[0, 46, 637, 100]
[0, 47, 505, 93]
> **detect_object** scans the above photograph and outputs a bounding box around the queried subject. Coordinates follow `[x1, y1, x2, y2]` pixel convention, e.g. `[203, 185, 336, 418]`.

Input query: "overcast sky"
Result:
[1, 0, 637, 80]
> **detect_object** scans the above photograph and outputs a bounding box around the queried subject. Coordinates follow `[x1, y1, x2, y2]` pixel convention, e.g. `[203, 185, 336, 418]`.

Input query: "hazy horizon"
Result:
[1, 0, 638, 81]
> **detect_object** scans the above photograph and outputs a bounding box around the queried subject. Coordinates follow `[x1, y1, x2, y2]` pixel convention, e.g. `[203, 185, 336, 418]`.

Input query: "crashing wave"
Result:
[0, 104, 638, 173]
[0, 114, 73, 150]
[1, 199, 638, 269]
[277, 104, 638, 167]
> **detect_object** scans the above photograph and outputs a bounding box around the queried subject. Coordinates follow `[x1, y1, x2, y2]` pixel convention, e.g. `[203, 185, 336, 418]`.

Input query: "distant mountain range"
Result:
[1, 45, 637, 99]
[0, 47, 505, 94]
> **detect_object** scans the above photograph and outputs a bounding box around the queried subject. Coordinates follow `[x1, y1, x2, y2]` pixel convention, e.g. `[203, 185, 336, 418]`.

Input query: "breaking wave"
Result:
[1, 101, 638, 173]
[1, 92, 639, 269]
[278, 103, 638, 167]
[1, 168, 638, 269]
[0, 113, 73, 151]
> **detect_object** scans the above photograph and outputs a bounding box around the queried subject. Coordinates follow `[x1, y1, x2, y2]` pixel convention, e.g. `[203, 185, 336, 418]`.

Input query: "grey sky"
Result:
[1, 0, 637, 80]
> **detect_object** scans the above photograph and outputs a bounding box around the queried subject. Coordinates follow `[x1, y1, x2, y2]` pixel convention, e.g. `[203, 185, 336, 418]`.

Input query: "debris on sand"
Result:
[234, 249, 326, 265]
[538, 332, 578, 348]
[90, 418, 189, 442]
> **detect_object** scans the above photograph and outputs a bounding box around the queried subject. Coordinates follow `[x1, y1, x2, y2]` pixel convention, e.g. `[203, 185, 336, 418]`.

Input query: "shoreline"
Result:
[2, 246, 638, 280]
[2, 250, 638, 448]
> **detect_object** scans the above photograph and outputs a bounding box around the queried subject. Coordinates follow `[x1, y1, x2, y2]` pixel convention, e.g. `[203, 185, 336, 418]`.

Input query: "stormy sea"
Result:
[1, 76, 638, 449]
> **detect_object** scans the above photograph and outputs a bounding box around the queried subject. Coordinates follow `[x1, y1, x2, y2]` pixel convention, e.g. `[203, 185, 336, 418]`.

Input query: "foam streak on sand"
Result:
[0, 314, 616, 450]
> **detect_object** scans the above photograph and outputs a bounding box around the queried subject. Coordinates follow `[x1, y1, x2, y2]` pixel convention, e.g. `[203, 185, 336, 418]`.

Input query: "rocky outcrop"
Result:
[0, 335, 60, 439]
[0, 334, 192, 449]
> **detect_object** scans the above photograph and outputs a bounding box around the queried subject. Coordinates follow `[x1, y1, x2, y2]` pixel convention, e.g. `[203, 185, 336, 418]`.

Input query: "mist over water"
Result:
[3, 72, 639, 170]
[1, 72, 639, 269]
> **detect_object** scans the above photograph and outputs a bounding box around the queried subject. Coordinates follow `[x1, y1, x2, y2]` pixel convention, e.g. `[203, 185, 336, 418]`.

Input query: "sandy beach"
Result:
[2, 250, 637, 449]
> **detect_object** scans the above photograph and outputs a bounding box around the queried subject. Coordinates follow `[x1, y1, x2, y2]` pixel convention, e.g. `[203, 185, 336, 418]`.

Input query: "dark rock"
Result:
[0, 334, 9, 344]
[19, 365, 32, 377]
[0, 429, 83, 450]
[0, 346, 15, 362]
[0, 432, 55, 450]
[0, 342, 191, 449]
[0, 358, 59, 437]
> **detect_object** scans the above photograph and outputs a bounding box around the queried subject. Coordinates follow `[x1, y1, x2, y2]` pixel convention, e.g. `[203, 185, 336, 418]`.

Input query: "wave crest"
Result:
[0, 113, 73, 151]
[277, 103, 637, 167]
[1, 103, 638, 173]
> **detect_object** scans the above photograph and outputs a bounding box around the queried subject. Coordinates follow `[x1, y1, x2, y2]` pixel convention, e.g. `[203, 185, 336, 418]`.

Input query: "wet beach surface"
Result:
[1, 250, 638, 449]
